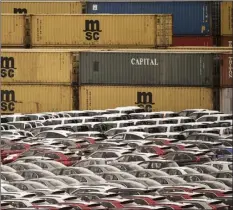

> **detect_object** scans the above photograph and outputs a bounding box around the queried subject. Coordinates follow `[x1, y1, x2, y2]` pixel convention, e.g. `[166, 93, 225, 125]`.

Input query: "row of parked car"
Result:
[1, 107, 233, 210]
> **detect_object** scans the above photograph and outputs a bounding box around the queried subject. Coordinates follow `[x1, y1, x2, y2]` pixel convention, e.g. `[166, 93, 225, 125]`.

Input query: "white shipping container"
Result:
[220, 88, 233, 114]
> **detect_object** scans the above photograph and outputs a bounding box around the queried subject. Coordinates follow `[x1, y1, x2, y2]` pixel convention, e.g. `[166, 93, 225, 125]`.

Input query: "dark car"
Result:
[163, 151, 211, 166]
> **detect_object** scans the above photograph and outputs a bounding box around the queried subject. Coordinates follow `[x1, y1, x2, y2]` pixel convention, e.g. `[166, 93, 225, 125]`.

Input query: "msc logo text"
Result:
[135, 92, 155, 112]
[13, 8, 27, 14]
[1, 57, 16, 78]
[83, 20, 102, 41]
[1, 90, 16, 111]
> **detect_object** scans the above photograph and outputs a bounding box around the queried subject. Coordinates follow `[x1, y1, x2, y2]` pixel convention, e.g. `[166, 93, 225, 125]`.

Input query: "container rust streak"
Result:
[79, 86, 213, 111]
[1, 85, 75, 114]
[1, 1, 85, 14]
[30, 14, 172, 47]
[1, 14, 26, 47]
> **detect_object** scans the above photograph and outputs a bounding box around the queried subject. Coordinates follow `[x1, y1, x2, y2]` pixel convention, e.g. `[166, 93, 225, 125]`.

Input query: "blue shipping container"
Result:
[87, 1, 212, 35]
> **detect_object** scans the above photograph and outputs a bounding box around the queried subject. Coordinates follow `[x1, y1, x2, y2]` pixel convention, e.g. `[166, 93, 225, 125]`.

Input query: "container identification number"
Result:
[229, 56, 233, 78]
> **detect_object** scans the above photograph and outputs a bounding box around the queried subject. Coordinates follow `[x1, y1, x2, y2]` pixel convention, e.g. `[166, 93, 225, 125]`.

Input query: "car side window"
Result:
[104, 152, 118, 158]
[105, 130, 116, 136]
[91, 152, 103, 158]
[170, 169, 182, 175]
[18, 183, 28, 191]
[127, 134, 142, 140]
[151, 162, 162, 169]
[138, 171, 149, 178]
[113, 134, 124, 139]
[11, 144, 24, 150]
[182, 154, 193, 161]
[101, 202, 115, 208]
[157, 178, 169, 184]
[204, 192, 216, 198]
[12, 165, 25, 171]
[128, 156, 138, 162]
[104, 174, 117, 181]
[139, 162, 149, 169]
[35, 162, 48, 169]
[63, 169, 73, 175]
[45, 153, 59, 160]
[186, 135, 197, 140]
[47, 132, 64, 138]
[117, 156, 128, 162]
[134, 199, 148, 205]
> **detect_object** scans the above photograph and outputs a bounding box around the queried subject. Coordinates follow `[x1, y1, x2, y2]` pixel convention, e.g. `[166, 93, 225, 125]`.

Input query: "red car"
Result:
[2, 148, 48, 164]
[60, 201, 106, 210]
[158, 192, 206, 201]
[42, 151, 81, 166]
[137, 145, 174, 156]
[125, 195, 170, 205]
[1, 143, 39, 161]
[196, 189, 233, 198]
[93, 198, 139, 209]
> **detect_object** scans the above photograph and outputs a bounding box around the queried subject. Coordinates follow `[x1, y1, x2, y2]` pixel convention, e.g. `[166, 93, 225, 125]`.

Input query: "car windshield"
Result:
[2, 185, 21, 192]
[104, 123, 117, 130]
[15, 116, 30, 121]
[9, 123, 24, 130]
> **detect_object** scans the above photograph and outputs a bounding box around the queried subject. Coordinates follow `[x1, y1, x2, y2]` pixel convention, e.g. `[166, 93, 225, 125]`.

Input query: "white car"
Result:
[204, 161, 233, 171]
[105, 126, 145, 138]
[196, 114, 233, 123]
[160, 167, 199, 176]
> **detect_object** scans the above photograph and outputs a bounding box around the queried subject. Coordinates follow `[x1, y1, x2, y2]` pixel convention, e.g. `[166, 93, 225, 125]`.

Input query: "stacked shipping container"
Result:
[219, 2, 233, 113]
[1, 1, 232, 113]
[220, 2, 233, 47]
[1, 50, 79, 113]
[1, 14, 173, 48]
[86, 1, 220, 46]
[1, 49, 232, 113]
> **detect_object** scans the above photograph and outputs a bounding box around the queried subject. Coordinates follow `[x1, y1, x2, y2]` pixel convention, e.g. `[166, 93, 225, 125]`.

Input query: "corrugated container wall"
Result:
[1, 1, 85, 14]
[79, 86, 214, 111]
[1, 15, 26, 47]
[87, 1, 211, 35]
[220, 88, 233, 114]
[1, 85, 75, 114]
[1, 50, 78, 84]
[221, 1, 233, 36]
[172, 36, 214, 46]
[79, 51, 215, 86]
[30, 14, 172, 48]
[220, 53, 233, 87]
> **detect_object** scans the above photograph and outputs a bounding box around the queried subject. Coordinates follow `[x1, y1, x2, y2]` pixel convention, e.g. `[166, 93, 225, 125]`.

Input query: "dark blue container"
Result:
[87, 1, 212, 36]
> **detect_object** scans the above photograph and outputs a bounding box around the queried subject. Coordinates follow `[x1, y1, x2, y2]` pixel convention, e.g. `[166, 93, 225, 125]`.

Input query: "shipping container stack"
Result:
[0, 1, 232, 114]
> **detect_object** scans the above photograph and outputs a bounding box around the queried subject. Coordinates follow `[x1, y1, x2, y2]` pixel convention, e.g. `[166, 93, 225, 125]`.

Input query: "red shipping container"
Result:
[221, 53, 233, 88]
[172, 36, 213, 46]
[221, 36, 233, 47]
